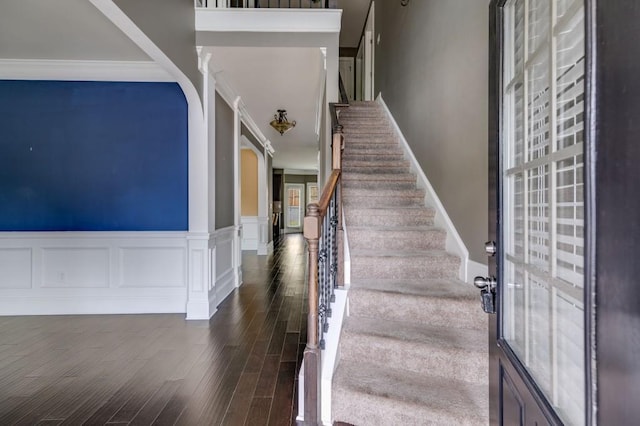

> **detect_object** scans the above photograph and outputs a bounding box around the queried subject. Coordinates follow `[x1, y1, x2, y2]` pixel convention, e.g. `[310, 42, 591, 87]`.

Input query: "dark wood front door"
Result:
[488, 1, 589, 424]
[488, 1, 640, 424]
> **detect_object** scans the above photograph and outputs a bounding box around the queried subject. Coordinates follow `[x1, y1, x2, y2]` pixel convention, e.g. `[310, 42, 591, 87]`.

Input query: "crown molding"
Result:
[0, 59, 174, 82]
[212, 70, 239, 108]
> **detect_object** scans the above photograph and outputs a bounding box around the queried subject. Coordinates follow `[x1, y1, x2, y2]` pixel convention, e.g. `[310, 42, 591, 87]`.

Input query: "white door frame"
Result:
[364, 1, 375, 101]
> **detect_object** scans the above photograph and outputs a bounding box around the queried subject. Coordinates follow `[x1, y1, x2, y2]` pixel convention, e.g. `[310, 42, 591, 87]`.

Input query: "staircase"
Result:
[332, 101, 489, 425]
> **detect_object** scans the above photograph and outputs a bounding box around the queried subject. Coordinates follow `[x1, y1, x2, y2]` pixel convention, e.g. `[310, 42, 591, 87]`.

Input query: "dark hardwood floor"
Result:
[0, 234, 308, 425]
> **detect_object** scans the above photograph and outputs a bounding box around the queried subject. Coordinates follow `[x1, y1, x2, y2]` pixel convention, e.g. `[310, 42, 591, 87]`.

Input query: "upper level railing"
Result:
[195, 0, 337, 8]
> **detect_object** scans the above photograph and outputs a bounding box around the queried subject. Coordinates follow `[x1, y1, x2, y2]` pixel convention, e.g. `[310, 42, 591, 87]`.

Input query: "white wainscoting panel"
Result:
[42, 248, 110, 288]
[120, 247, 186, 288]
[241, 216, 259, 251]
[0, 232, 188, 316]
[214, 226, 237, 306]
[186, 232, 216, 320]
[257, 216, 271, 255]
[0, 248, 33, 289]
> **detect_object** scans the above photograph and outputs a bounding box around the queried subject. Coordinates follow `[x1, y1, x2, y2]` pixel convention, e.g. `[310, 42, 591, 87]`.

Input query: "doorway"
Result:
[284, 183, 304, 233]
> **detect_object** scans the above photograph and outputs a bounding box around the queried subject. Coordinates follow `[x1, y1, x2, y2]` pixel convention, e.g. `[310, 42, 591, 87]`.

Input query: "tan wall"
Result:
[375, 0, 490, 263]
[241, 149, 259, 217]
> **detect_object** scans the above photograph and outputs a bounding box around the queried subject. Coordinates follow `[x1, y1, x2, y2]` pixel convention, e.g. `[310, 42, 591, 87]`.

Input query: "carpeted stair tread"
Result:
[333, 360, 488, 426]
[343, 188, 424, 197]
[348, 227, 446, 250]
[350, 248, 455, 258]
[340, 317, 488, 383]
[346, 279, 485, 330]
[350, 277, 478, 301]
[344, 206, 436, 227]
[343, 316, 485, 352]
[350, 250, 460, 280]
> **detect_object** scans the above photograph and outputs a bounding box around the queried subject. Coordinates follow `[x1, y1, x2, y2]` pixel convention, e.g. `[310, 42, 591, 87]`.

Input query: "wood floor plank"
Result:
[0, 235, 308, 425]
[246, 397, 272, 426]
[268, 361, 297, 426]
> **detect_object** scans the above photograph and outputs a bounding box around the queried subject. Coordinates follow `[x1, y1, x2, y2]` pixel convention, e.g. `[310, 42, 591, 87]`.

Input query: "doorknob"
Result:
[474, 275, 496, 290]
[474, 276, 497, 314]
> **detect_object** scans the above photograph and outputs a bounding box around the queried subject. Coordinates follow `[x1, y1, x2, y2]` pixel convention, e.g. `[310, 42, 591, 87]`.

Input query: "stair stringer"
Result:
[376, 94, 488, 283]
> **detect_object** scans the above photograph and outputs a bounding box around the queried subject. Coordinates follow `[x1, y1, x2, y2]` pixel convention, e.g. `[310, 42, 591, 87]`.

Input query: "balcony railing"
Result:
[196, 0, 336, 8]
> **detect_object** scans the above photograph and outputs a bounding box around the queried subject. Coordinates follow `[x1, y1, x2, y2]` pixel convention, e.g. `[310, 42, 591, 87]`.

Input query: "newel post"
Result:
[333, 124, 345, 286]
[303, 203, 321, 425]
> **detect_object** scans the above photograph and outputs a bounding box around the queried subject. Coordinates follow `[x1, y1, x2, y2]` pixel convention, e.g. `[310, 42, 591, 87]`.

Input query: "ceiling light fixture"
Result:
[270, 109, 296, 135]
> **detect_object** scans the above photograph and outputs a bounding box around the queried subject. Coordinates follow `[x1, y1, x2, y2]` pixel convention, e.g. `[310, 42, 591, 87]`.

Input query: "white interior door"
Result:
[339, 58, 355, 101]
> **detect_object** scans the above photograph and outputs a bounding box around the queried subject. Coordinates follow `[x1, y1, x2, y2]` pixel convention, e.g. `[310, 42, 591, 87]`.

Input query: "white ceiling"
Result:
[0, 0, 149, 60]
[211, 46, 325, 171]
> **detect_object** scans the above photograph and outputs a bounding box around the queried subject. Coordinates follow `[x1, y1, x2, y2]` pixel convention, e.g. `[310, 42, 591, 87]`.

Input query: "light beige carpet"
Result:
[332, 101, 489, 426]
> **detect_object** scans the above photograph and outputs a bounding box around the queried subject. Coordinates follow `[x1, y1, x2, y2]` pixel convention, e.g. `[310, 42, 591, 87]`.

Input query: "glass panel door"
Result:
[285, 184, 304, 230]
[501, 0, 585, 423]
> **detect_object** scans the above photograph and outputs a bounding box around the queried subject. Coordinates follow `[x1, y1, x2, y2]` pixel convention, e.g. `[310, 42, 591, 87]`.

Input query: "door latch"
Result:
[474, 276, 497, 314]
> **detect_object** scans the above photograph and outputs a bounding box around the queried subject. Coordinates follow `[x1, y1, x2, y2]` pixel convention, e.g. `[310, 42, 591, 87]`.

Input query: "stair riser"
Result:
[344, 196, 424, 208]
[343, 180, 417, 190]
[348, 289, 485, 330]
[343, 173, 415, 182]
[342, 154, 405, 162]
[348, 230, 446, 251]
[339, 333, 488, 384]
[333, 388, 485, 426]
[343, 132, 394, 138]
[350, 256, 459, 280]
[344, 136, 398, 144]
[343, 159, 409, 167]
[344, 146, 402, 154]
[345, 213, 435, 227]
[343, 188, 424, 198]
[343, 167, 411, 175]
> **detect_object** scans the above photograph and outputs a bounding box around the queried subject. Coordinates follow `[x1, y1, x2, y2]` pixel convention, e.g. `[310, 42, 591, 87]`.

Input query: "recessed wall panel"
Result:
[0, 248, 32, 289]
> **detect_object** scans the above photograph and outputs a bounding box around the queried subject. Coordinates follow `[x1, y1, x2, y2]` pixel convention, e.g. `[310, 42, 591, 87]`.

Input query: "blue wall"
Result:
[0, 80, 188, 231]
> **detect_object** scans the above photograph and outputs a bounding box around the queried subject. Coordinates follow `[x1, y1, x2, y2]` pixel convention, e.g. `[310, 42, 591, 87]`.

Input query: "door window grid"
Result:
[502, 0, 585, 423]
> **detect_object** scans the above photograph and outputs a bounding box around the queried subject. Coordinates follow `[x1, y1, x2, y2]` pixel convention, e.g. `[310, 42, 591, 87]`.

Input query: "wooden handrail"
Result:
[316, 170, 341, 216]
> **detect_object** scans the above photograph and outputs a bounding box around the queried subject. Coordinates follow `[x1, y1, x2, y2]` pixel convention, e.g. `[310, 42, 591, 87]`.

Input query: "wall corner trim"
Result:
[377, 94, 471, 282]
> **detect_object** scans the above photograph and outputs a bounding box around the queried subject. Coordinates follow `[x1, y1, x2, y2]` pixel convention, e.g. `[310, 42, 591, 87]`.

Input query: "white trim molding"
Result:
[377, 95, 477, 283]
[0, 59, 174, 82]
[186, 232, 216, 320]
[214, 226, 239, 306]
[241, 216, 259, 251]
[196, 8, 342, 33]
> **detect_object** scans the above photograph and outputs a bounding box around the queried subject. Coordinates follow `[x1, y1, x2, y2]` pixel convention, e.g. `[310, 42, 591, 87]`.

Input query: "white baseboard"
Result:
[0, 295, 186, 316]
[377, 95, 470, 282]
[258, 240, 274, 256]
